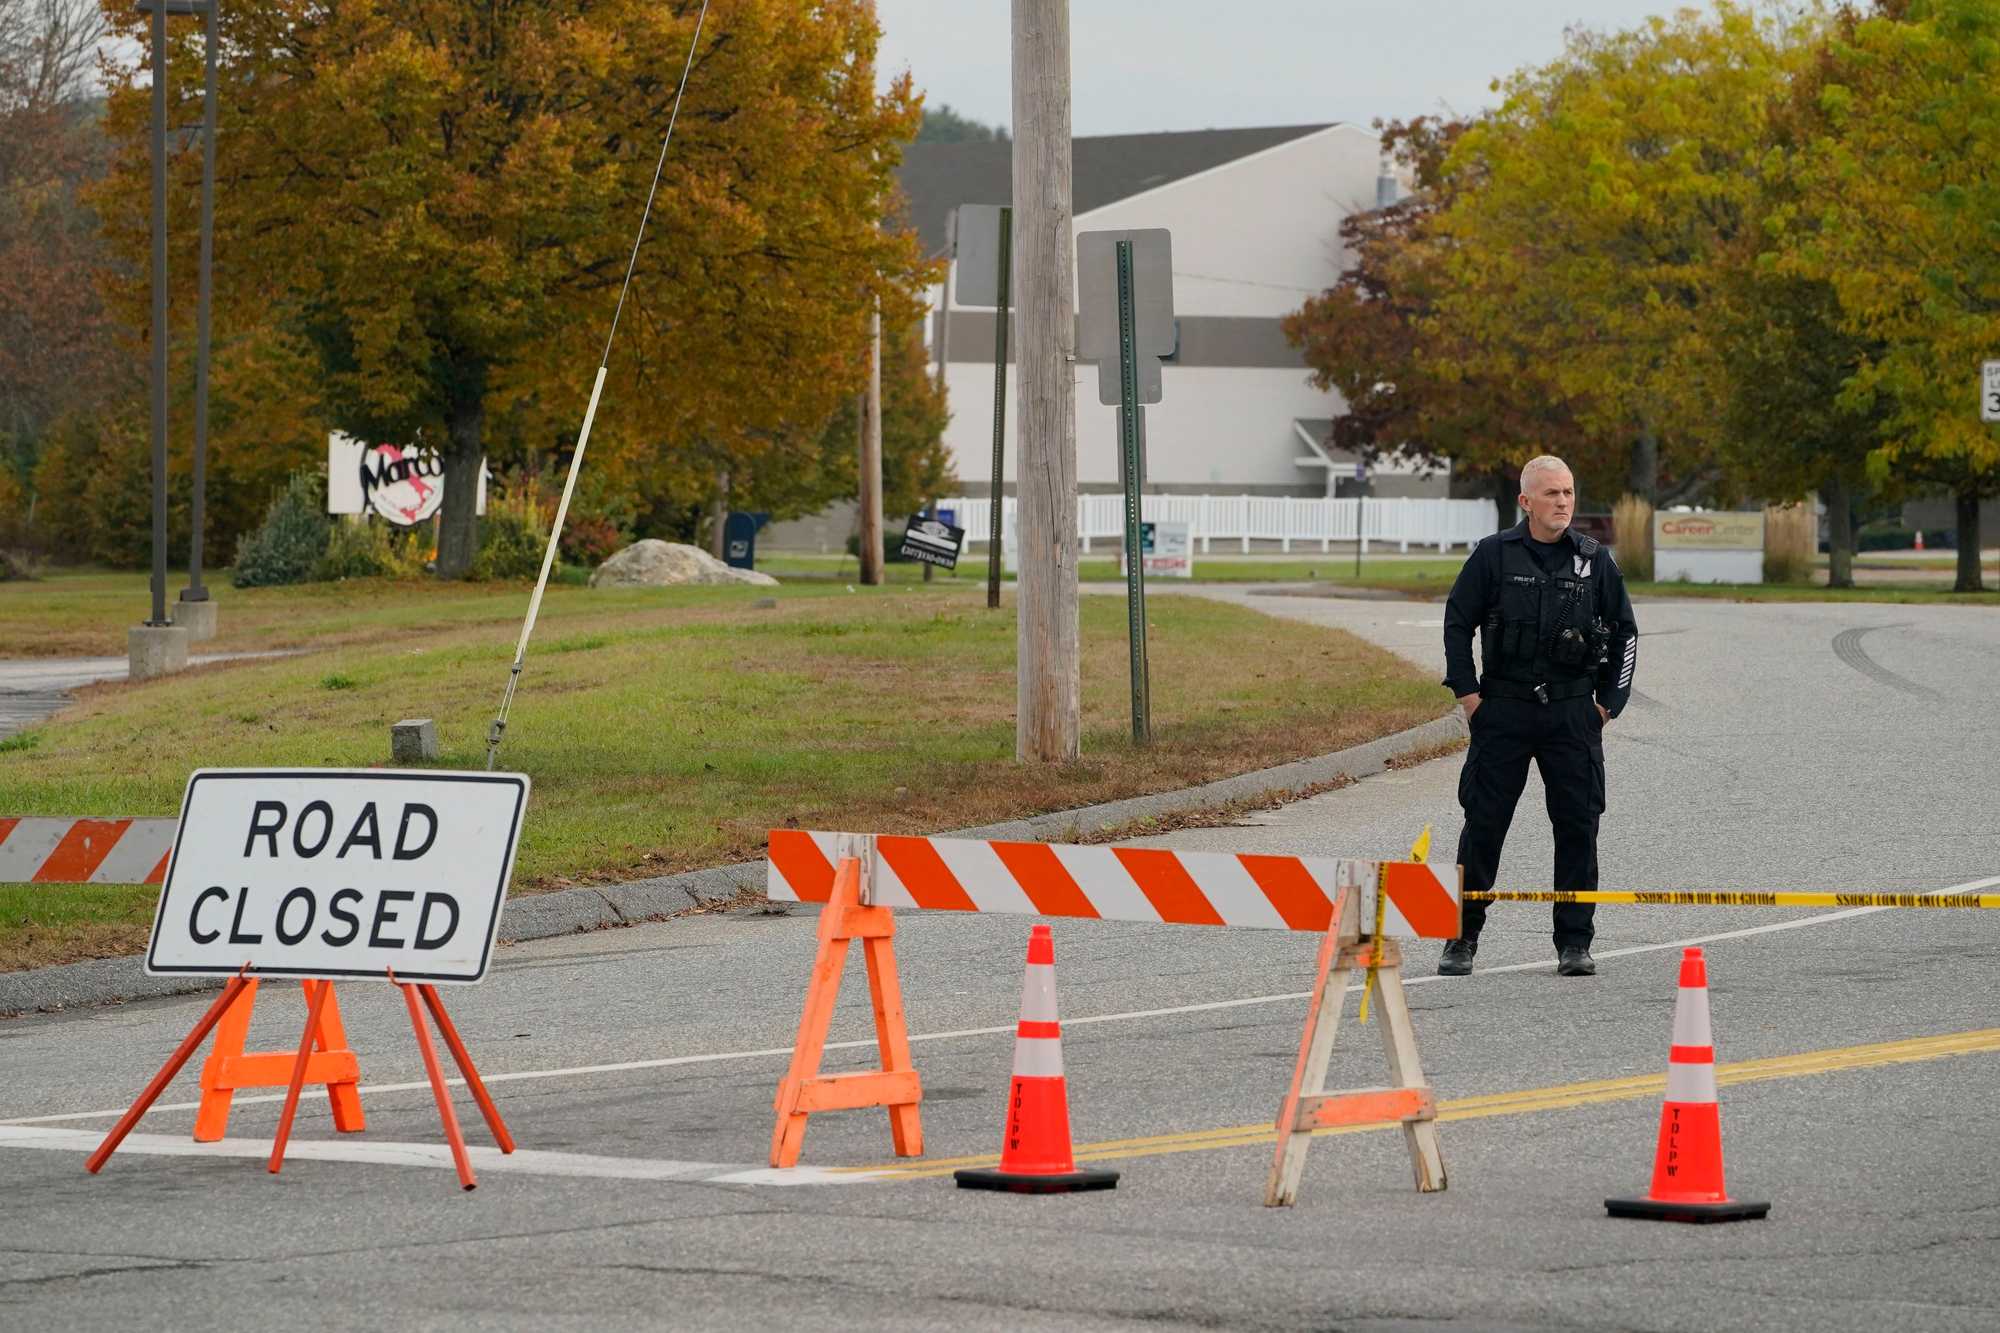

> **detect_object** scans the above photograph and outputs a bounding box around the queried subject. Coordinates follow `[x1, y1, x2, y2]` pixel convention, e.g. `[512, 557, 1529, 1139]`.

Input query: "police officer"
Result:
[1439, 455, 1638, 978]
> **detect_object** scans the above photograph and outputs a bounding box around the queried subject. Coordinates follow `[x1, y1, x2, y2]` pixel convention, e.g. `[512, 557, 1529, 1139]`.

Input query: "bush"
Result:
[233, 469, 330, 587]
[1763, 503, 1816, 584]
[470, 489, 551, 581]
[1610, 493, 1654, 581]
[314, 518, 424, 581]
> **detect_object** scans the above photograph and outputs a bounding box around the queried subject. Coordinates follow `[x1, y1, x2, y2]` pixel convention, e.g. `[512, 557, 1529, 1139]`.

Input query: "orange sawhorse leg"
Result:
[770, 856, 923, 1168]
[394, 973, 477, 1190]
[267, 977, 336, 1174]
[418, 984, 515, 1153]
[87, 970, 251, 1174]
[195, 978, 364, 1142]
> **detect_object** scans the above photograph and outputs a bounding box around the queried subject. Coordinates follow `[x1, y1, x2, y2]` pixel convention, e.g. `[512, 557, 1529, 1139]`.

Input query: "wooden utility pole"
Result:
[1010, 0, 1080, 762]
[859, 301, 885, 584]
[856, 0, 885, 587]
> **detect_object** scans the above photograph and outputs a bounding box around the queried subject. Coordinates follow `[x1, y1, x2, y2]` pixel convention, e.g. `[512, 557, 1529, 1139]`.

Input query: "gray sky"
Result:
[877, 1, 1699, 136]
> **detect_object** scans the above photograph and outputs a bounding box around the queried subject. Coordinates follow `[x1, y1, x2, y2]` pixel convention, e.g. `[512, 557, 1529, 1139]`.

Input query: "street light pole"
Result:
[145, 0, 170, 628]
[183, 0, 217, 609]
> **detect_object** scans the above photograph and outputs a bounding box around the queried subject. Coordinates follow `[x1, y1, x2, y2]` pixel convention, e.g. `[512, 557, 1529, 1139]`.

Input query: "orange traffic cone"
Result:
[1914, 530, 1926, 552]
[1607, 948, 1769, 1223]
[955, 925, 1118, 1194]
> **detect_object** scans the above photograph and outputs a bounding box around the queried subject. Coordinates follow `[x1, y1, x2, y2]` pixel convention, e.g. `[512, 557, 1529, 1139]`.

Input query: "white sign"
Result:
[326, 433, 488, 524]
[1119, 520, 1194, 579]
[146, 770, 529, 985]
[1983, 361, 2000, 423]
[953, 204, 1013, 310]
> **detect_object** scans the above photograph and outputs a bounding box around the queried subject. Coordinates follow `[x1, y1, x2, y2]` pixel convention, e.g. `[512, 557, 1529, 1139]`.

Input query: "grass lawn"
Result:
[759, 552, 2000, 604]
[1, 570, 1446, 971]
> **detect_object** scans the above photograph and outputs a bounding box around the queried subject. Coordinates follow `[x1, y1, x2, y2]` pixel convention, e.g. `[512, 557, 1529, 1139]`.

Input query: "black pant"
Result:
[1454, 692, 1605, 950]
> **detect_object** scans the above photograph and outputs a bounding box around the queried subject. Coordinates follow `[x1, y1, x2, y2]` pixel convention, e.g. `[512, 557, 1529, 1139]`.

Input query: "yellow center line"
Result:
[849, 1027, 2000, 1182]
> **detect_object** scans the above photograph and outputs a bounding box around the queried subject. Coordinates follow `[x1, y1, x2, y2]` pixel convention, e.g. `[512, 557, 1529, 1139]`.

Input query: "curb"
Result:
[0, 711, 1464, 1017]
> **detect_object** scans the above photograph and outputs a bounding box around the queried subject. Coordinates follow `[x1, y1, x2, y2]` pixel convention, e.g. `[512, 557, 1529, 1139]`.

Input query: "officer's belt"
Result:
[1481, 678, 1595, 704]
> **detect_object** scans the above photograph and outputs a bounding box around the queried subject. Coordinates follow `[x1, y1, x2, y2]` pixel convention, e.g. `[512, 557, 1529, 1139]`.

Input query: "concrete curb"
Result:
[0, 711, 1464, 1017]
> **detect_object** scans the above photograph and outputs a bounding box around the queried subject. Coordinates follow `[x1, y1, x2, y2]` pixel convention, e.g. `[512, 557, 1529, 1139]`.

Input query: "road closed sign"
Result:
[145, 770, 529, 985]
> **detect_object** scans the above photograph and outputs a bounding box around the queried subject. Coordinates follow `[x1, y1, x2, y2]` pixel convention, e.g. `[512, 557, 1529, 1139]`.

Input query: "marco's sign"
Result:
[327, 432, 488, 526]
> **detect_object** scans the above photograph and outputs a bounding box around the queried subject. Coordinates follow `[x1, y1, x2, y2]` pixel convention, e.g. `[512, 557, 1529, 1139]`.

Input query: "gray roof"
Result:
[896, 124, 1336, 255]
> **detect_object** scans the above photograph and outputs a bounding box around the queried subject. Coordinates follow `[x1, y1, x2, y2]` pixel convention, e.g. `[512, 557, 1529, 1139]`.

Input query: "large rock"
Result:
[589, 539, 779, 588]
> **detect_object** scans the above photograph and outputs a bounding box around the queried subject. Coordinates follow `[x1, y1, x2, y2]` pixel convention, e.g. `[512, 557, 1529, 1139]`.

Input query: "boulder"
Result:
[589, 539, 779, 588]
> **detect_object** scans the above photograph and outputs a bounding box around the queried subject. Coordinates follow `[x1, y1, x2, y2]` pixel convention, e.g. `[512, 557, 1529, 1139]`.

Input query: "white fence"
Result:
[937, 494, 1496, 555]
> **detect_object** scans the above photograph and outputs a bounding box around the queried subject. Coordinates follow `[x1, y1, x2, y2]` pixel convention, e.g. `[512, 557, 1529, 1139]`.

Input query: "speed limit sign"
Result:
[1984, 361, 2000, 422]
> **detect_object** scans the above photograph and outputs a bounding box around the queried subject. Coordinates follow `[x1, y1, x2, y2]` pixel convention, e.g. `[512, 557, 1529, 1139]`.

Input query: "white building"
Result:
[908, 123, 1446, 501]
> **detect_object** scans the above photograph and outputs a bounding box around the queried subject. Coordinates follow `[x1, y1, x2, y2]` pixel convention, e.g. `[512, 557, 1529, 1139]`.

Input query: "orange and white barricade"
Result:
[0, 817, 174, 884]
[766, 830, 1459, 1204]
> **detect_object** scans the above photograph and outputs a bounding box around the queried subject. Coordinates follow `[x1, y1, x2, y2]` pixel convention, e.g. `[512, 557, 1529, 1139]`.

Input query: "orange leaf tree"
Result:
[92, 0, 930, 577]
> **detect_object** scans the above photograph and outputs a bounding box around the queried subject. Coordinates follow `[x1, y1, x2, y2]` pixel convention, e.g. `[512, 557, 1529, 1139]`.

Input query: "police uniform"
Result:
[1441, 520, 1639, 965]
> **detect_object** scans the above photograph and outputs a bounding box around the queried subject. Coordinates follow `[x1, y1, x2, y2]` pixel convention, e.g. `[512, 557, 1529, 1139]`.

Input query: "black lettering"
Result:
[189, 886, 228, 944]
[369, 890, 414, 948]
[393, 804, 438, 861]
[337, 803, 383, 859]
[293, 800, 334, 858]
[274, 888, 317, 945]
[228, 885, 264, 945]
[321, 888, 363, 947]
[414, 893, 460, 950]
[245, 801, 287, 857]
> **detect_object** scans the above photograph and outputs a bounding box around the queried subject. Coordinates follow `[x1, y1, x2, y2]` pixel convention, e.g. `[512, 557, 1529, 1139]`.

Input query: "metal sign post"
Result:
[1115, 240, 1151, 745]
[986, 208, 1012, 609]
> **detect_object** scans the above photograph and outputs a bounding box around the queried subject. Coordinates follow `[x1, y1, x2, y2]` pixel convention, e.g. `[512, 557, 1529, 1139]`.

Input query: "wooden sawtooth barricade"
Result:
[765, 828, 1459, 1205]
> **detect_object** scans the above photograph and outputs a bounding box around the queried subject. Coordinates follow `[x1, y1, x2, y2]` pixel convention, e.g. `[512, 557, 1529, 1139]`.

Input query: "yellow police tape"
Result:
[1464, 890, 2000, 909]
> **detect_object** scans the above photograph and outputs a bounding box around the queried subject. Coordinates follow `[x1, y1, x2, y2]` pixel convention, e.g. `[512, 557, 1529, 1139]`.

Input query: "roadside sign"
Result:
[145, 769, 529, 985]
[1077, 228, 1175, 406]
[327, 433, 488, 523]
[954, 204, 1015, 309]
[1984, 361, 2000, 422]
[898, 514, 965, 570]
[1119, 521, 1195, 579]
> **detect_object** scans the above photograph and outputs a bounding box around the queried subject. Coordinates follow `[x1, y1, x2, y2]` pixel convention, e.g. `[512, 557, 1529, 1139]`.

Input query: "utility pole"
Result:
[1011, 0, 1080, 763]
[856, 0, 884, 587]
[858, 300, 884, 584]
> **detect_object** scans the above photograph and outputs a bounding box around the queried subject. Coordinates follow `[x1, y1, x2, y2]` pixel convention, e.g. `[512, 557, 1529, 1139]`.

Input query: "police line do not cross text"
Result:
[146, 770, 529, 985]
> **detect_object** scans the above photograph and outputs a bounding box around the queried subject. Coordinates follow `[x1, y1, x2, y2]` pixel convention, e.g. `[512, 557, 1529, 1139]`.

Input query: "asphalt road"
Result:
[3, 591, 1997, 1331]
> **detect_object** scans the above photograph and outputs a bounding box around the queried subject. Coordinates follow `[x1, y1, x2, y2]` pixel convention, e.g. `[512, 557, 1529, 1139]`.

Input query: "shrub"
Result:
[233, 469, 330, 587]
[1610, 493, 1654, 582]
[1762, 503, 1816, 584]
[314, 518, 424, 581]
[470, 488, 551, 581]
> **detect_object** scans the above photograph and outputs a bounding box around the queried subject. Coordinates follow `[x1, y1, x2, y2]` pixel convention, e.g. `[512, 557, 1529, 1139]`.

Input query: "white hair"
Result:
[1518, 455, 1573, 493]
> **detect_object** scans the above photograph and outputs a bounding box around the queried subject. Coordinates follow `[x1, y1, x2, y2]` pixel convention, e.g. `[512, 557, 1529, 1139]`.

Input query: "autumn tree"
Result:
[1429, 5, 1815, 504]
[1286, 117, 1592, 529]
[1770, 0, 2000, 590]
[0, 0, 121, 502]
[92, 0, 931, 578]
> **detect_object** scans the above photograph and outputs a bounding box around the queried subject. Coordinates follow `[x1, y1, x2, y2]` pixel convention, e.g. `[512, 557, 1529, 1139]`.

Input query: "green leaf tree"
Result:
[1771, 0, 2000, 590]
[1429, 5, 1815, 503]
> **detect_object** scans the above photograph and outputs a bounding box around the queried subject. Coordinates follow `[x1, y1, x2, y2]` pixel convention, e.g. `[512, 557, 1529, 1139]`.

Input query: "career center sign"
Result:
[1654, 511, 1765, 551]
[146, 770, 529, 984]
[326, 432, 488, 526]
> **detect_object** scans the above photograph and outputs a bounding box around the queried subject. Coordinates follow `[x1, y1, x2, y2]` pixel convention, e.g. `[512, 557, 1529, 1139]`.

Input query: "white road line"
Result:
[0, 1125, 879, 1186]
[5, 872, 1995, 1129]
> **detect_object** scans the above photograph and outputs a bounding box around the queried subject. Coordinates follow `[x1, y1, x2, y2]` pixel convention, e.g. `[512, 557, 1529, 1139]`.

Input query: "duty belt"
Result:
[1482, 678, 1594, 705]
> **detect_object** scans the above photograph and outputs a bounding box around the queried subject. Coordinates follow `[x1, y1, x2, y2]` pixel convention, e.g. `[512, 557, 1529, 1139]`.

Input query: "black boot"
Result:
[1438, 938, 1477, 977]
[1556, 945, 1596, 976]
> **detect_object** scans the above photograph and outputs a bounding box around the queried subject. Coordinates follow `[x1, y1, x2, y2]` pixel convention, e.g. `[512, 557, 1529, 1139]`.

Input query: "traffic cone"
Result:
[1914, 530, 1926, 552]
[1607, 948, 1770, 1223]
[955, 925, 1119, 1194]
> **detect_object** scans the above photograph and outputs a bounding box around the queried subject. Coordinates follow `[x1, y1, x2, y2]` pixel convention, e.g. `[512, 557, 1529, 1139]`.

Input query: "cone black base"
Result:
[954, 1166, 1120, 1194]
[1606, 1195, 1770, 1224]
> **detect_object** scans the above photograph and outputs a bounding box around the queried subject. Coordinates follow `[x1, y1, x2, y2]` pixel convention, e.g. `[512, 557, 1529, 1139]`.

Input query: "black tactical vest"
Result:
[1481, 532, 1606, 685]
